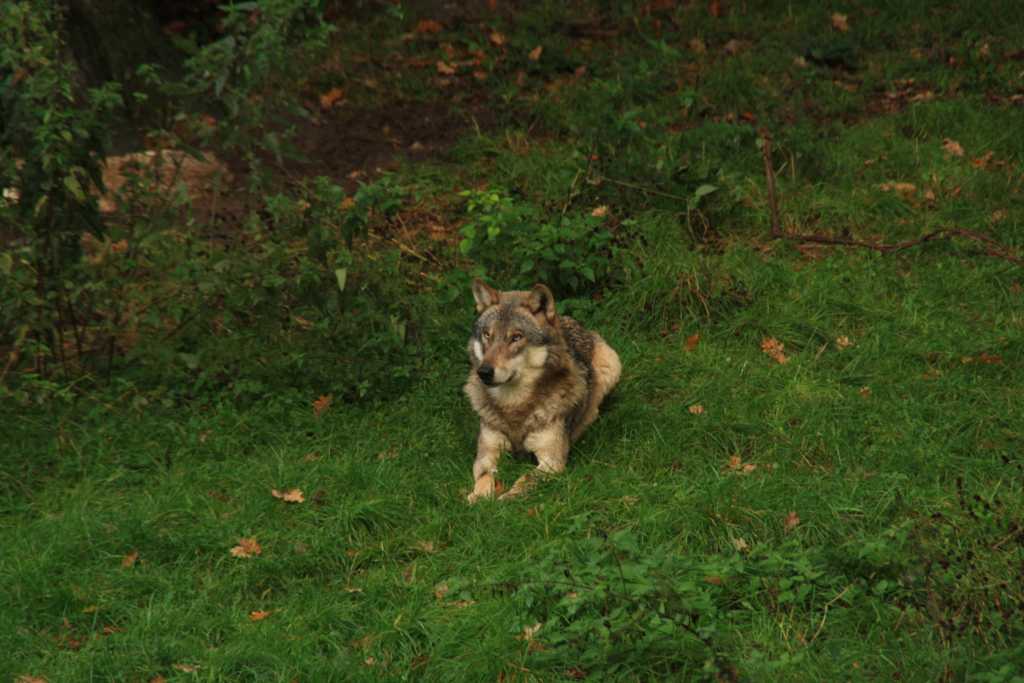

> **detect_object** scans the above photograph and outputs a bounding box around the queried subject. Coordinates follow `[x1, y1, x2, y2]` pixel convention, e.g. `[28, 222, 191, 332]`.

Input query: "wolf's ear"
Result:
[472, 278, 501, 313]
[526, 283, 557, 323]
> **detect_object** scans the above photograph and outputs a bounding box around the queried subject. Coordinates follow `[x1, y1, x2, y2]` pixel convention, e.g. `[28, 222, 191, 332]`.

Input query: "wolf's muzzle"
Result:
[477, 364, 495, 385]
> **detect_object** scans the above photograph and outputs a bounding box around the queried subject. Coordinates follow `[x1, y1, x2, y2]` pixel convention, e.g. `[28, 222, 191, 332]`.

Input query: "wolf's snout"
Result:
[477, 364, 495, 385]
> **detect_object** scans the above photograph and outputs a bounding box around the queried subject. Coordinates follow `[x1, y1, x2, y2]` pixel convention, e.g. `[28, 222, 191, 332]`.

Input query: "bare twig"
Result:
[759, 133, 1024, 265]
[761, 133, 782, 238]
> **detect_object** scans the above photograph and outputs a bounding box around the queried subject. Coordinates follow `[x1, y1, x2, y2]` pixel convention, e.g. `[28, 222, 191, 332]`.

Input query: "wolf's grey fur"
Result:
[464, 280, 622, 501]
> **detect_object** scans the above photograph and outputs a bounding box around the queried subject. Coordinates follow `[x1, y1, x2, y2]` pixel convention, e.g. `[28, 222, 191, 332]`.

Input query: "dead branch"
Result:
[759, 133, 1024, 266]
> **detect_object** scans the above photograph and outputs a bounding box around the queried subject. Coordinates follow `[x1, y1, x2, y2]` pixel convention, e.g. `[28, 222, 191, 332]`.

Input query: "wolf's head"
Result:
[468, 279, 557, 387]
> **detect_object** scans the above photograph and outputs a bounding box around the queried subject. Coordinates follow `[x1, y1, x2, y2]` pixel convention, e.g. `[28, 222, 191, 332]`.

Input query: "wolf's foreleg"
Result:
[467, 425, 510, 503]
[500, 423, 569, 500]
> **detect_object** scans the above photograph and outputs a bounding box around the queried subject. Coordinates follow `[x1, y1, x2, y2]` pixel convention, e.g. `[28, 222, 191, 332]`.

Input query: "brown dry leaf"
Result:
[990, 209, 1008, 224]
[937, 139, 962, 159]
[121, 550, 139, 568]
[972, 151, 994, 169]
[313, 394, 332, 417]
[15, 677, 47, 683]
[835, 335, 853, 350]
[377, 448, 398, 461]
[688, 38, 707, 54]
[249, 610, 272, 622]
[688, 404, 705, 415]
[230, 537, 262, 559]
[319, 87, 344, 111]
[704, 575, 724, 585]
[528, 45, 544, 61]
[726, 454, 742, 471]
[831, 12, 849, 32]
[859, 386, 872, 398]
[761, 337, 789, 364]
[433, 582, 449, 600]
[684, 333, 701, 352]
[879, 181, 917, 196]
[172, 664, 200, 673]
[149, 677, 168, 683]
[732, 537, 750, 552]
[414, 19, 443, 34]
[590, 205, 609, 217]
[416, 540, 437, 554]
[271, 488, 305, 504]
[783, 511, 801, 533]
[742, 463, 758, 474]
[723, 39, 743, 55]
[489, 31, 506, 46]
[517, 622, 542, 641]
[942, 138, 965, 157]
[448, 599, 476, 608]
[436, 61, 456, 76]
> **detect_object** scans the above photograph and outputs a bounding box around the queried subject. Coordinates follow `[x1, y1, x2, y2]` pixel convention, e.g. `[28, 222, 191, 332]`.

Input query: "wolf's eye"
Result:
[481, 330, 491, 342]
[509, 333, 523, 343]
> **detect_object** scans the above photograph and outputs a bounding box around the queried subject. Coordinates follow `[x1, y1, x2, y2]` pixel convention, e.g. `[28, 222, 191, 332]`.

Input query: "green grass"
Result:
[3, 0, 1024, 680]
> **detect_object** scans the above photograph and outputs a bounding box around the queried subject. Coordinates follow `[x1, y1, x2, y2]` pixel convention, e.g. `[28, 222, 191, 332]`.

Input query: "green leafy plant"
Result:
[458, 188, 617, 294]
[0, 0, 122, 398]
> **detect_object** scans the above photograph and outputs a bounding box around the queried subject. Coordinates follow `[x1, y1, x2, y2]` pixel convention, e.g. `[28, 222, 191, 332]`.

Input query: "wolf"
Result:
[464, 279, 622, 502]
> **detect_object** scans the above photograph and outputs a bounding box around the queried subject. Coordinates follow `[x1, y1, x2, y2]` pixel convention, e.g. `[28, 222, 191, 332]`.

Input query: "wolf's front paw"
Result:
[466, 473, 496, 503]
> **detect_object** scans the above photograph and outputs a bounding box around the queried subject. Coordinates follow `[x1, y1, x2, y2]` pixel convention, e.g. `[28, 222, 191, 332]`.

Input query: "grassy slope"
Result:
[3, 1, 1024, 681]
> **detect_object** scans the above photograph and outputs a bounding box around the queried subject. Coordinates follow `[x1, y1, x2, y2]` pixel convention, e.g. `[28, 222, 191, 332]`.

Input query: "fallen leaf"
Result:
[172, 664, 200, 673]
[377, 448, 398, 461]
[414, 19, 443, 34]
[688, 404, 705, 415]
[319, 87, 344, 111]
[761, 337, 789, 364]
[732, 537, 750, 552]
[15, 677, 47, 683]
[972, 151, 994, 169]
[723, 39, 743, 55]
[517, 622, 542, 641]
[436, 61, 456, 75]
[835, 335, 853, 350]
[590, 205, 609, 217]
[489, 31, 506, 46]
[447, 599, 476, 608]
[942, 138, 965, 157]
[727, 454, 743, 471]
[433, 582, 449, 600]
[313, 394, 332, 417]
[271, 488, 305, 503]
[831, 12, 849, 32]
[688, 38, 707, 54]
[230, 537, 262, 558]
[249, 610, 272, 621]
[416, 540, 437, 553]
[990, 209, 1008, 224]
[121, 550, 139, 568]
[859, 386, 872, 398]
[684, 333, 701, 352]
[783, 511, 801, 533]
[149, 677, 168, 683]
[879, 181, 917, 195]
[704, 575, 724, 585]
[528, 45, 543, 61]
